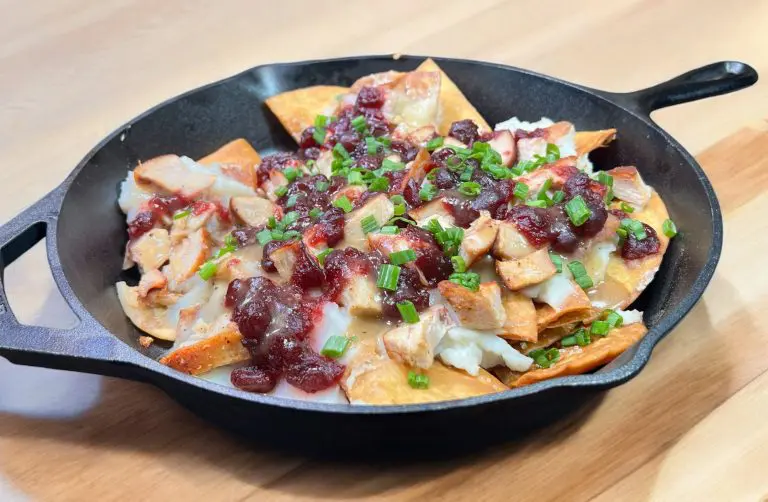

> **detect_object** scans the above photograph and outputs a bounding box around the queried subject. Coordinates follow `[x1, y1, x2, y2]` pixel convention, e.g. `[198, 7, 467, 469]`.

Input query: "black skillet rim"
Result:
[55, 54, 723, 414]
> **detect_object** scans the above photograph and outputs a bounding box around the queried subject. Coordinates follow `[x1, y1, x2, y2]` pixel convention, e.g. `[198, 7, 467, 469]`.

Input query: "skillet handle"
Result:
[0, 186, 140, 377]
[618, 61, 758, 115]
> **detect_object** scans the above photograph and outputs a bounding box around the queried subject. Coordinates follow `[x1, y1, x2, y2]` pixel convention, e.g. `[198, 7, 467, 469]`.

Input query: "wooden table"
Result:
[2, 1, 768, 500]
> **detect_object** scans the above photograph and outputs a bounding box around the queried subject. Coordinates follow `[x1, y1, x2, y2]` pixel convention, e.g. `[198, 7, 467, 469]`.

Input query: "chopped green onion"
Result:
[315, 180, 329, 192]
[529, 347, 560, 368]
[458, 181, 482, 197]
[312, 128, 326, 145]
[347, 171, 363, 185]
[316, 248, 332, 266]
[390, 194, 405, 205]
[662, 219, 677, 238]
[538, 178, 553, 195]
[365, 137, 378, 155]
[449, 271, 480, 291]
[561, 335, 578, 347]
[565, 195, 592, 226]
[379, 225, 399, 235]
[381, 159, 405, 172]
[436, 227, 464, 256]
[460, 167, 474, 182]
[389, 249, 417, 265]
[333, 195, 353, 213]
[419, 181, 437, 202]
[595, 172, 614, 187]
[407, 370, 429, 389]
[320, 335, 350, 359]
[545, 143, 560, 163]
[552, 190, 565, 203]
[274, 185, 288, 198]
[283, 167, 299, 183]
[333, 143, 350, 160]
[314, 115, 330, 129]
[616, 227, 628, 240]
[306, 159, 317, 173]
[425, 219, 444, 235]
[513, 182, 529, 200]
[397, 301, 420, 324]
[281, 211, 299, 229]
[172, 209, 191, 220]
[574, 328, 591, 347]
[376, 264, 401, 291]
[445, 156, 463, 171]
[270, 229, 284, 241]
[425, 136, 444, 151]
[620, 218, 647, 240]
[285, 194, 299, 208]
[283, 230, 301, 240]
[451, 255, 467, 273]
[351, 115, 367, 133]
[256, 228, 273, 245]
[361, 214, 379, 234]
[603, 309, 624, 329]
[549, 252, 563, 273]
[224, 234, 237, 248]
[368, 176, 390, 192]
[568, 260, 593, 289]
[377, 136, 392, 147]
[590, 320, 610, 336]
[309, 208, 323, 220]
[620, 202, 635, 213]
[525, 200, 548, 208]
[387, 216, 416, 227]
[198, 261, 217, 280]
[393, 203, 406, 216]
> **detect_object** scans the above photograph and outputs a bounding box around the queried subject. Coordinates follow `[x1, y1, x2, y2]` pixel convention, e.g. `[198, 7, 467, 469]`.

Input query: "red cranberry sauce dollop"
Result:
[621, 222, 661, 260]
[507, 171, 611, 254]
[128, 194, 187, 239]
[227, 277, 343, 393]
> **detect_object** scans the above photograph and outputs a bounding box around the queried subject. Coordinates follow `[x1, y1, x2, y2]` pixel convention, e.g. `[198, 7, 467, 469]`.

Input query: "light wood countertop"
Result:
[1, 1, 768, 500]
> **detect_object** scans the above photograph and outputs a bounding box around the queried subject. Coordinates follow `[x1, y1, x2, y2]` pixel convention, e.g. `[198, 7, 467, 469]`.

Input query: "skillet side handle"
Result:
[0, 187, 140, 378]
[621, 61, 758, 115]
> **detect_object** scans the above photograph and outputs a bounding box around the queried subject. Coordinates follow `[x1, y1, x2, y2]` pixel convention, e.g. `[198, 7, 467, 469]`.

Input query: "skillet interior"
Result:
[56, 55, 712, 404]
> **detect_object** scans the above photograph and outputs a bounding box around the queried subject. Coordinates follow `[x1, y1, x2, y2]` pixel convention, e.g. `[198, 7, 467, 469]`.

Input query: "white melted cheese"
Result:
[617, 309, 644, 325]
[118, 172, 153, 221]
[522, 273, 574, 309]
[436, 326, 532, 376]
[179, 156, 255, 203]
[585, 241, 617, 284]
[495, 116, 555, 132]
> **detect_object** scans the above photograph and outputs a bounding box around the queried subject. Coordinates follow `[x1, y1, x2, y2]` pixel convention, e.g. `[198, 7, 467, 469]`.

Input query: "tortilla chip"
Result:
[416, 58, 490, 135]
[265, 85, 348, 141]
[590, 191, 670, 311]
[341, 340, 507, 405]
[160, 328, 250, 376]
[501, 323, 648, 387]
[500, 291, 538, 342]
[198, 138, 261, 188]
[575, 129, 617, 156]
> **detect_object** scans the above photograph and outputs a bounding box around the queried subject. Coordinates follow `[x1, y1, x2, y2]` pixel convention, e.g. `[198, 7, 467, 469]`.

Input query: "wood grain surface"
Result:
[1, 1, 768, 501]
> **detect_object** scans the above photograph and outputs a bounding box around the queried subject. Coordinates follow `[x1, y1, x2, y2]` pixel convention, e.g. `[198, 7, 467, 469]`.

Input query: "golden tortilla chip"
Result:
[575, 129, 617, 156]
[198, 138, 261, 188]
[160, 328, 250, 376]
[416, 58, 490, 135]
[500, 291, 538, 342]
[501, 323, 648, 387]
[265, 85, 348, 141]
[589, 191, 670, 311]
[341, 340, 507, 405]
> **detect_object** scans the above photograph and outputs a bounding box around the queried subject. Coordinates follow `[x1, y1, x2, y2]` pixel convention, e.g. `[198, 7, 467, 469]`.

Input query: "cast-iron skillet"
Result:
[0, 55, 757, 455]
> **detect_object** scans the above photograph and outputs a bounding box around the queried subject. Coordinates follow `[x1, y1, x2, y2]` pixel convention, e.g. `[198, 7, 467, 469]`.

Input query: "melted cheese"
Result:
[436, 326, 532, 375]
[118, 172, 153, 221]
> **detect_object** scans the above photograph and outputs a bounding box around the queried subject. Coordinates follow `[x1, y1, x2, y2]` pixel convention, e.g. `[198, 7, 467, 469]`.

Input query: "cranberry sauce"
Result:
[323, 248, 380, 303]
[128, 194, 187, 239]
[448, 119, 479, 145]
[621, 223, 661, 260]
[226, 277, 343, 393]
[401, 226, 453, 286]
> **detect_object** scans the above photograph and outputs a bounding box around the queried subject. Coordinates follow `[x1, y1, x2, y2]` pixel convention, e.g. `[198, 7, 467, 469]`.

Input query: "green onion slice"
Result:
[407, 370, 429, 389]
[397, 301, 420, 324]
[449, 271, 480, 291]
[198, 261, 217, 281]
[368, 176, 390, 192]
[419, 181, 437, 202]
[320, 335, 350, 359]
[549, 252, 563, 273]
[425, 136, 444, 151]
[513, 182, 529, 200]
[458, 181, 482, 197]
[283, 167, 299, 183]
[333, 195, 353, 213]
[567, 260, 593, 289]
[590, 320, 610, 336]
[662, 218, 677, 238]
[376, 264, 401, 291]
[451, 255, 467, 273]
[620, 202, 635, 213]
[172, 209, 191, 220]
[379, 225, 399, 235]
[274, 185, 288, 198]
[309, 208, 323, 219]
[361, 214, 379, 234]
[565, 195, 592, 226]
[552, 190, 565, 203]
[316, 248, 332, 266]
[256, 228, 273, 245]
[389, 249, 417, 265]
